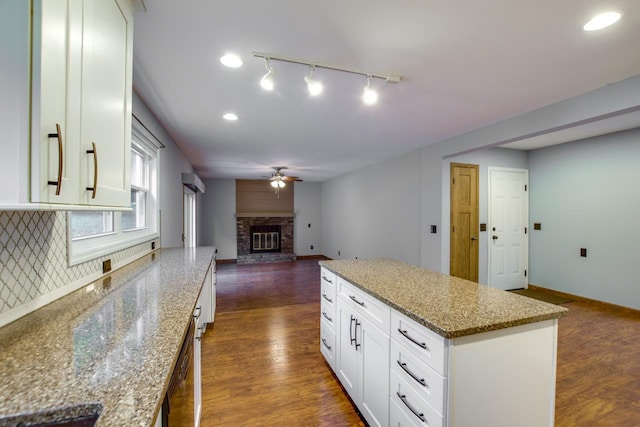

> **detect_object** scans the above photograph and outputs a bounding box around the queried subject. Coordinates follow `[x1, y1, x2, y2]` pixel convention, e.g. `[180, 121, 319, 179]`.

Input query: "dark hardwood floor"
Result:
[200, 259, 640, 426]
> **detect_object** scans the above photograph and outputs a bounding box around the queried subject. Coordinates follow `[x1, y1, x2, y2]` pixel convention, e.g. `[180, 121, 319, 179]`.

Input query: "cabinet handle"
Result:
[349, 295, 365, 307]
[397, 392, 426, 422]
[354, 319, 361, 350]
[397, 360, 427, 387]
[398, 328, 429, 351]
[321, 338, 332, 351]
[196, 326, 204, 341]
[322, 311, 332, 322]
[322, 293, 333, 303]
[47, 123, 63, 195]
[322, 275, 333, 284]
[86, 142, 98, 199]
[193, 306, 202, 319]
[350, 315, 356, 346]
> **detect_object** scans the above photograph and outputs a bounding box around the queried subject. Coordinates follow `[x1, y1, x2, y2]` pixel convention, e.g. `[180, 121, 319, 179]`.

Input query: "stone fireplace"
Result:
[235, 179, 296, 264]
[237, 216, 295, 264]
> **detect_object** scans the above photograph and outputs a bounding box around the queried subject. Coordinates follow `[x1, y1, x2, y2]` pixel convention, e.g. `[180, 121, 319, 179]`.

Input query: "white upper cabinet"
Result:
[0, 0, 133, 209]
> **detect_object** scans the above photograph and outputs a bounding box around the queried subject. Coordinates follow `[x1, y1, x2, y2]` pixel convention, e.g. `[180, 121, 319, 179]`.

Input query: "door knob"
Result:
[492, 235, 498, 240]
[471, 236, 477, 241]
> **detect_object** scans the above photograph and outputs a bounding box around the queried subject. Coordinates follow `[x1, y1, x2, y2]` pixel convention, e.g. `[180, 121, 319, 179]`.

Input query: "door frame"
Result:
[183, 186, 196, 247]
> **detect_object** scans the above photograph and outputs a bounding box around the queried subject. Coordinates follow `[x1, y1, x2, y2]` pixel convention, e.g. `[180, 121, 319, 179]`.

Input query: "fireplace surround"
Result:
[237, 216, 295, 264]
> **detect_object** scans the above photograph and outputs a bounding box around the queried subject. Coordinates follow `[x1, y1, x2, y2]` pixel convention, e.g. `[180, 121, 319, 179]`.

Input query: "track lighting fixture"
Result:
[260, 58, 275, 91]
[253, 52, 401, 105]
[304, 66, 323, 96]
[362, 75, 378, 105]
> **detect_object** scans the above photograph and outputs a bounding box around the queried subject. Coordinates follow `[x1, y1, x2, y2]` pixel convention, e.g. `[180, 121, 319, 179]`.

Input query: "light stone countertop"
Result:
[0, 247, 215, 427]
[320, 258, 568, 338]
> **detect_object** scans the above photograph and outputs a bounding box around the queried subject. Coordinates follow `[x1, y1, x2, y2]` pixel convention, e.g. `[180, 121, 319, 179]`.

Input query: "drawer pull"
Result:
[322, 293, 333, 303]
[322, 338, 332, 351]
[397, 392, 426, 422]
[322, 275, 333, 284]
[322, 311, 333, 322]
[397, 360, 427, 387]
[349, 295, 365, 307]
[398, 328, 429, 351]
[350, 315, 356, 346]
[193, 306, 202, 319]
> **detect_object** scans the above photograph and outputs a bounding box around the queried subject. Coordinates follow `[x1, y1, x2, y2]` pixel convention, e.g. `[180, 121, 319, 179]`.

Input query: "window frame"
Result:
[67, 123, 160, 266]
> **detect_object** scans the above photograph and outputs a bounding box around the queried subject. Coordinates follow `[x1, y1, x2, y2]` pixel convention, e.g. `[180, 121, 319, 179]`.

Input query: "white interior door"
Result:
[488, 168, 529, 290]
[183, 186, 196, 247]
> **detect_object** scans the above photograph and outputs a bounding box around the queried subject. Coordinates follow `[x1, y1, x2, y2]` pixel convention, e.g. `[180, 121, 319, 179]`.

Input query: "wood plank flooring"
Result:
[200, 259, 640, 426]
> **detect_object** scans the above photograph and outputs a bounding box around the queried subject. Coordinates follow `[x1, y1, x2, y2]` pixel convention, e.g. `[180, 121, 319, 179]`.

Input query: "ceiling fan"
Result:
[269, 167, 302, 196]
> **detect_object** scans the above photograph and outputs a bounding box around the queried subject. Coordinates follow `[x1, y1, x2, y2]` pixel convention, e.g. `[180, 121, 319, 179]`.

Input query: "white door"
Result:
[183, 186, 196, 247]
[488, 168, 528, 290]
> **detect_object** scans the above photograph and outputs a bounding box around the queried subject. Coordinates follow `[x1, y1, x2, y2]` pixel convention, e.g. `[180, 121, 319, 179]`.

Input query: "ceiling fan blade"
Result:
[281, 176, 300, 182]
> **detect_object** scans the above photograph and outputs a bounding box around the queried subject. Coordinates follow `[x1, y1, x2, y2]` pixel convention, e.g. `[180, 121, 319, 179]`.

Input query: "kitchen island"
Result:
[0, 247, 215, 427]
[319, 258, 568, 427]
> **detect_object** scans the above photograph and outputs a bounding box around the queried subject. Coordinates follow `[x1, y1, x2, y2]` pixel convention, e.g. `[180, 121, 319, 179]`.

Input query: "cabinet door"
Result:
[33, 0, 81, 204]
[336, 299, 359, 401]
[360, 315, 390, 427]
[80, 0, 132, 207]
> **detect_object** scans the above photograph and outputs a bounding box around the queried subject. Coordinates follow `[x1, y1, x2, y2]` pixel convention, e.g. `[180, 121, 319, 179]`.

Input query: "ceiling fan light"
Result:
[583, 12, 621, 31]
[270, 180, 279, 188]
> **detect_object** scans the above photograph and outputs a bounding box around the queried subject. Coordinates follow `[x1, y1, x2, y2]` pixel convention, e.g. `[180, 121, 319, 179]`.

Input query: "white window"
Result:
[68, 123, 160, 265]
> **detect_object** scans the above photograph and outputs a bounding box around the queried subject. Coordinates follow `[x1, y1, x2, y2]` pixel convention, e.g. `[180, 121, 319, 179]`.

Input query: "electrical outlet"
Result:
[580, 248, 587, 257]
[103, 259, 112, 273]
[430, 225, 437, 234]
[338, 250, 341, 256]
[151, 241, 156, 250]
[308, 223, 311, 228]
[310, 245, 314, 250]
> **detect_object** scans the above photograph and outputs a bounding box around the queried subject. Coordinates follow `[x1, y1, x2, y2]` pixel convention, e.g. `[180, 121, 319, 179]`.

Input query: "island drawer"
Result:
[320, 296, 336, 328]
[338, 277, 390, 334]
[391, 338, 446, 414]
[390, 369, 444, 427]
[320, 317, 336, 371]
[320, 267, 337, 293]
[391, 309, 447, 376]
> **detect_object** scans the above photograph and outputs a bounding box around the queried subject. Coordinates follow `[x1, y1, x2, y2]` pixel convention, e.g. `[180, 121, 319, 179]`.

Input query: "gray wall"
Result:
[528, 128, 640, 308]
[294, 182, 322, 256]
[199, 179, 237, 260]
[321, 151, 422, 265]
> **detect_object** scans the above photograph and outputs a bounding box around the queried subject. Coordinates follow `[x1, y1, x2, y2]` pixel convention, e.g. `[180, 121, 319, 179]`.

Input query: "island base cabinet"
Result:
[447, 319, 558, 427]
[337, 298, 389, 427]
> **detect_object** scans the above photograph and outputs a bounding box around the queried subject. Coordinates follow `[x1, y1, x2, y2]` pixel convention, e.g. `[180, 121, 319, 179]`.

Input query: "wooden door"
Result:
[450, 163, 479, 282]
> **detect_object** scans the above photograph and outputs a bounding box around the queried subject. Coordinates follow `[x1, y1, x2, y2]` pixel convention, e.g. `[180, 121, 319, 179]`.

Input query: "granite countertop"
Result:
[320, 258, 568, 339]
[0, 247, 215, 427]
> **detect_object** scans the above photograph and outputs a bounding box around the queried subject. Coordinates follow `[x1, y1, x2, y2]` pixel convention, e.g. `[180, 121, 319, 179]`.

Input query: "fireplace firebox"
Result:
[250, 225, 281, 253]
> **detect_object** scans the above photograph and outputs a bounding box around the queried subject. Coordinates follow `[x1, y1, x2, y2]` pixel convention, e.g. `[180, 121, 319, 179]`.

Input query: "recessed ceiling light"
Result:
[223, 113, 238, 121]
[583, 12, 621, 31]
[220, 53, 243, 68]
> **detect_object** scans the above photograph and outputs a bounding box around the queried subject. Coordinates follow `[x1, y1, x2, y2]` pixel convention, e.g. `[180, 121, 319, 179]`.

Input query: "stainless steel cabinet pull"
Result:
[349, 295, 365, 307]
[322, 311, 332, 322]
[398, 328, 428, 350]
[322, 275, 333, 284]
[86, 142, 98, 199]
[350, 315, 356, 346]
[321, 338, 332, 351]
[397, 392, 425, 422]
[193, 306, 202, 319]
[397, 360, 427, 387]
[47, 123, 63, 195]
[322, 293, 333, 303]
[196, 326, 204, 341]
[354, 319, 361, 349]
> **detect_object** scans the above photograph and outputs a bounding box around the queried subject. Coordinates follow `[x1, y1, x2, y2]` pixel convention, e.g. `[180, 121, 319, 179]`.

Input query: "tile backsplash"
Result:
[0, 211, 153, 324]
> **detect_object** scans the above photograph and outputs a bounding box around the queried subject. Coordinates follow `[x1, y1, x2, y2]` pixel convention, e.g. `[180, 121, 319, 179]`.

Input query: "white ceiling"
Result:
[132, 0, 640, 182]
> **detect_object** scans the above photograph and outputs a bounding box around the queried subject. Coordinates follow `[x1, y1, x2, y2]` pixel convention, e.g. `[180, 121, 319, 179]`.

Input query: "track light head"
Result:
[261, 58, 275, 91]
[363, 75, 378, 105]
[304, 66, 323, 96]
